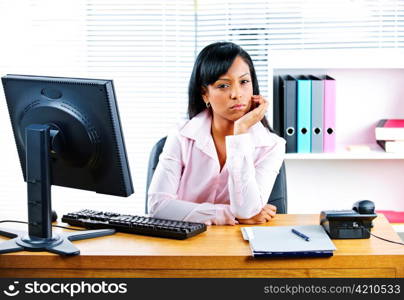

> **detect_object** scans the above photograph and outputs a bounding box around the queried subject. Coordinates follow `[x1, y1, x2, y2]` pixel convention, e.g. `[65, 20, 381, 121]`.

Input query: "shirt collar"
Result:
[179, 109, 276, 159]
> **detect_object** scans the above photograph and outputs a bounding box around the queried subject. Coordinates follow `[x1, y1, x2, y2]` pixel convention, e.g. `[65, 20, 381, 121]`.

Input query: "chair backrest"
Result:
[145, 137, 287, 214]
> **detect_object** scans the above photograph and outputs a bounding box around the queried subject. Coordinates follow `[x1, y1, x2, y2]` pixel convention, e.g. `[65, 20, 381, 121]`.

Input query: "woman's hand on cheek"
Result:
[234, 95, 268, 135]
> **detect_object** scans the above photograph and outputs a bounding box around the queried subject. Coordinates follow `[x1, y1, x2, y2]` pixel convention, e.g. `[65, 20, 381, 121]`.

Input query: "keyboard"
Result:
[61, 209, 207, 240]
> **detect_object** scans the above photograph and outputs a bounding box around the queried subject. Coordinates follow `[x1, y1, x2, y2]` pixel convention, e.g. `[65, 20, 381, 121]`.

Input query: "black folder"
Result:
[280, 75, 297, 153]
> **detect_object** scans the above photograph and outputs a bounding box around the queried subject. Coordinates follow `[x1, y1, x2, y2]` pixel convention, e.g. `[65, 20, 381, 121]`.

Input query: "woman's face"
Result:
[202, 56, 253, 122]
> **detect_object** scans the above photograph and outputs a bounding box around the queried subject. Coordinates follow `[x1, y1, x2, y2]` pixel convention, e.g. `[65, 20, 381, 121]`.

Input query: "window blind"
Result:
[266, 0, 404, 50]
[84, 0, 196, 213]
[0, 0, 196, 216]
[1, 0, 403, 218]
[196, 0, 272, 99]
[0, 0, 89, 219]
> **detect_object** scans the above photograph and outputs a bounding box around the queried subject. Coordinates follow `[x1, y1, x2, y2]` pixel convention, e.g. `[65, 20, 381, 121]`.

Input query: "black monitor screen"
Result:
[2, 74, 134, 197]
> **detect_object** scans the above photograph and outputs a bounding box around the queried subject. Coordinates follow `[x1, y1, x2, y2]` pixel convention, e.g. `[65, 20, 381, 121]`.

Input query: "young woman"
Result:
[148, 42, 285, 225]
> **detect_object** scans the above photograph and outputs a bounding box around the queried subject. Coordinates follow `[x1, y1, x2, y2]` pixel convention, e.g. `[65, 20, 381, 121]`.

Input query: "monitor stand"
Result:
[0, 124, 115, 255]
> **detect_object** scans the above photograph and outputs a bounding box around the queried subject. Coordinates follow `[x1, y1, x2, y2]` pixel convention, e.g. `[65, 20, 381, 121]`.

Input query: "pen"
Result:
[291, 228, 310, 242]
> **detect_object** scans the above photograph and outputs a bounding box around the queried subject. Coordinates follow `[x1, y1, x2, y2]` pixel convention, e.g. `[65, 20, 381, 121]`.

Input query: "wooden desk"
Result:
[0, 214, 403, 278]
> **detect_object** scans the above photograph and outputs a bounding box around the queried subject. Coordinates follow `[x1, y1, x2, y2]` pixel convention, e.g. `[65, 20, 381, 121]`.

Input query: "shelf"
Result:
[286, 146, 404, 160]
[269, 62, 404, 213]
[271, 67, 404, 161]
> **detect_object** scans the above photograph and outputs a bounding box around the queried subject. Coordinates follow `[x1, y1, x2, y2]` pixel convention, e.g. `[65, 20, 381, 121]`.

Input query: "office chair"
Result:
[145, 137, 287, 214]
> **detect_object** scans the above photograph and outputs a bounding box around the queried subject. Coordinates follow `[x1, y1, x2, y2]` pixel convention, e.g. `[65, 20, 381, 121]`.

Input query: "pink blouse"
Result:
[148, 109, 286, 225]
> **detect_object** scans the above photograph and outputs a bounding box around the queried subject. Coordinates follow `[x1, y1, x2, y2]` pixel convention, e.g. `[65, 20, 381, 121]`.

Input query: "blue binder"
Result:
[297, 76, 312, 153]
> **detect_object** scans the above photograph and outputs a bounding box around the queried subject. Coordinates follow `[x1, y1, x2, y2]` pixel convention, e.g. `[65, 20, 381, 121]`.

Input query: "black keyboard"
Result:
[61, 209, 207, 240]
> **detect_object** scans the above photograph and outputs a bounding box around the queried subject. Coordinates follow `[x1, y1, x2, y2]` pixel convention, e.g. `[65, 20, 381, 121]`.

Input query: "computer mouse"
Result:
[352, 200, 375, 214]
[51, 210, 58, 222]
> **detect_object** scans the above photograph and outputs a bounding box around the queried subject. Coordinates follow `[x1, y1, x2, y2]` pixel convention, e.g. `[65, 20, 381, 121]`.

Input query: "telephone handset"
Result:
[320, 200, 377, 239]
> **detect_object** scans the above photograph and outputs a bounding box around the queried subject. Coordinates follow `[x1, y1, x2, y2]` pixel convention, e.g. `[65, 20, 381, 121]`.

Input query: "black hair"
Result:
[188, 41, 272, 132]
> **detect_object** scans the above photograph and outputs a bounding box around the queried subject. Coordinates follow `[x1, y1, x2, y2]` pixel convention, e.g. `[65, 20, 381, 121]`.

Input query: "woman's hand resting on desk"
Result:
[237, 204, 277, 224]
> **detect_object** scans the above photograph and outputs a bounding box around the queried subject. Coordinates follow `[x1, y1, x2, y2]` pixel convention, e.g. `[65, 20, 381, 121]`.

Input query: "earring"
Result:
[205, 102, 211, 108]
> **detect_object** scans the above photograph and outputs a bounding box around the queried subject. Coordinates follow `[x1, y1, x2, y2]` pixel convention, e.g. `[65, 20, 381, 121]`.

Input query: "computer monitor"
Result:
[0, 74, 134, 255]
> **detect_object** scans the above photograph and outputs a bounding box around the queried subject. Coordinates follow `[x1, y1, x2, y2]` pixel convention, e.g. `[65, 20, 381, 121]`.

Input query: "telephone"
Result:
[320, 200, 377, 239]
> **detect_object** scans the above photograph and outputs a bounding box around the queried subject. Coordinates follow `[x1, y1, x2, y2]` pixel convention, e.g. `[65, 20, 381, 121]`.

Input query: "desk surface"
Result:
[0, 214, 403, 278]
